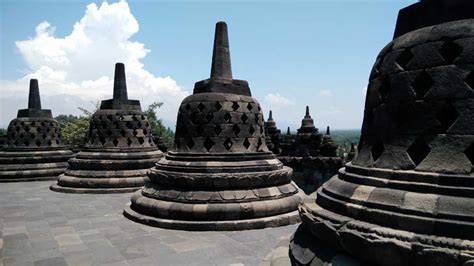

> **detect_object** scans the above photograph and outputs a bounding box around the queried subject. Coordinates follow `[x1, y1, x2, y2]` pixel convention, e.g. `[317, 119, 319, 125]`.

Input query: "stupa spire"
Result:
[210, 21, 232, 79]
[113, 63, 128, 101]
[268, 110, 273, 121]
[326, 126, 330, 135]
[28, 79, 41, 110]
[305, 106, 310, 118]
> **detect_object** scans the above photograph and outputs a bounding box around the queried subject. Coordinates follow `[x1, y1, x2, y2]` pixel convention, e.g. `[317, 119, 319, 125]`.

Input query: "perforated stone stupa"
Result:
[51, 63, 163, 193]
[287, 0, 474, 265]
[124, 21, 303, 230]
[0, 79, 73, 182]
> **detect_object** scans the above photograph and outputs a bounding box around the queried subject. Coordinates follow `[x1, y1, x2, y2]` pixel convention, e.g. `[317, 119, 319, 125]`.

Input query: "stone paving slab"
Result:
[0, 181, 298, 266]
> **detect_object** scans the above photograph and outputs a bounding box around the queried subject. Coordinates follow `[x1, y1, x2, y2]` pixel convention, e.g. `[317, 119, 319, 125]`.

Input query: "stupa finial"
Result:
[268, 110, 273, 120]
[305, 106, 310, 117]
[287, 127, 291, 135]
[28, 79, 41, 110]
[113, 63, 128, 101]
[326, 126, 330, 135]
[210, 21, 232, 79]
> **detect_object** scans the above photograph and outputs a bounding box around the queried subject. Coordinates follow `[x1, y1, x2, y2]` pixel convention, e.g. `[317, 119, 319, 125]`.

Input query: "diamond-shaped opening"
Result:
[20, 121, 25, 126]
[42, 134, 47, 139]
[119, 115, 124, 121]
[113, 139, 119, 146]
[187, 138, 195, 149]
[99, 137, 106, 145]
[41, 121, 46, 127]
[214, 124, 223, 136]
[25, 127, 30, 132]
[257, 105, 261, 111]
[141, 115, 145, 120]
[138, 137, 145, 145]
[411, 71, 434, 99]
[204, 137, 214, 152]
[196, 126, 204, 135]
[249, 126, 255, 135]
[215, 102, 222, 110]
[243, 138, 251, 149]
[137, 121, 142, 128]
[14, 140, 19, 146]
[36, 127, 41, 132]
[232, 102, 240, 111]
[16, 127, 21, 132]
[125, 121, 133, 129]
[233, 124, 240, 136]
[437, 102, 459, 132]
[36, 140, 41, 146]
[223, 138, 233, 150]
[466, 72, 474, 90]
[224, 112, 232, 123]
[395, 49, 414, 69]
[31, 122, 35, 126]
[19, 133, 24, 139]
[143, 129, 148, 135]
[198, 103, 205, 112]
[407, 137, 431, 166]
[24, 140, 30, 146]
[46, 127, 51, 133]
[107, 115, 114, 121]
[30, 133, 35, 139]
[206, 113, 214, 122]
[107, 129, 114, 136]
[247, 103, 253, 111]
[185, 103, 191, 111]
[255, 113, 260, 124]
[439, 41, 463, 64]
[465, 143, 474, 165]
[127, 138, 133, 146]
[371, 141, 385, 162]
[120, 129, 127, 137]
[241, 113, 248, 124]
[260, 126, 264, 134]
[379, 76, 390, 102]
[47, 140, 52, 146]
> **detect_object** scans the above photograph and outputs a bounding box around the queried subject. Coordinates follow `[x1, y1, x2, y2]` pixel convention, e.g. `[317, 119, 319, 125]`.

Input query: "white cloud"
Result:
[318, 89, 334, 97]
[0, 1, 189, 128]
[263, 93, 294, 109]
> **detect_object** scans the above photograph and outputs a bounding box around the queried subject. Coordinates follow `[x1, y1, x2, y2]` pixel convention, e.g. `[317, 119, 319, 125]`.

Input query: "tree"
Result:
[56, 102, 98, 149]
[144, 102, 175, 146]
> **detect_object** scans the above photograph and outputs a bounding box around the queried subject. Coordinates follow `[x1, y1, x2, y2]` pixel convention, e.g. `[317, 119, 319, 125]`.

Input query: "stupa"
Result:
[0, 79, 73, 182]
[124, 21, 303, 230]
[287, 0, 474, 265]
[51, 63, 163, 193]
[294, 106, 321, 157]
[264, 110, 282, 154]
[319, 126, 338, 157]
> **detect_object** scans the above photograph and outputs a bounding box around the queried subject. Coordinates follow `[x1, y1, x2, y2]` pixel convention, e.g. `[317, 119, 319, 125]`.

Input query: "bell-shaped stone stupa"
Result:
[0, 80, 73, 182]
[124, 22, 303, 230]
[51, 63, 163, 193]
[287, 0, 474, 265]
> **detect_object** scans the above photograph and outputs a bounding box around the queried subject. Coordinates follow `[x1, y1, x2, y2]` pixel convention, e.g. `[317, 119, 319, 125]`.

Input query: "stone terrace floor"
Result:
[0, 181, 298, 266]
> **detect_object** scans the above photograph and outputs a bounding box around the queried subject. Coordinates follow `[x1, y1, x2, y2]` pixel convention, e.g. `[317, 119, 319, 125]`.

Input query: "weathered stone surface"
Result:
[0, 80, 73, 182]
[51, 63, 162, 193]
[124, 21, 303, 230]
[287, 2, 474, 266]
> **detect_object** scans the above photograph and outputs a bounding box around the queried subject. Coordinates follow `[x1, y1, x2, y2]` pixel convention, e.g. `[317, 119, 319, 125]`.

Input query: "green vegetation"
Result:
[144, 102, 175, 146]
[331, 129, 360, 157]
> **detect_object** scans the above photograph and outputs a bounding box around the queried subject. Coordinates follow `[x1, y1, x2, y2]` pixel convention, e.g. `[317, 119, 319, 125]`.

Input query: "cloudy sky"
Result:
[1, 0, 413, 131]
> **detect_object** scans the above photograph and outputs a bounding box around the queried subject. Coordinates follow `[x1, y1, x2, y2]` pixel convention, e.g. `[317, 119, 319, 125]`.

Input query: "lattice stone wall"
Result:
[355, 25, 474, 174]
[174, 94, 268, 153]
[6, 118, 64, 148]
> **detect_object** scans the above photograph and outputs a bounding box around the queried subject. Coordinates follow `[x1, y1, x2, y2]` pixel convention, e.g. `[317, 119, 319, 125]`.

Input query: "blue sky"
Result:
[0, 0, 414, 130]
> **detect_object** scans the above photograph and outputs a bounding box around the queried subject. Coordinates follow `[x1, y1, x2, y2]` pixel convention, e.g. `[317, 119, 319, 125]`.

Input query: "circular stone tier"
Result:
[51, 108, 163, 193]
[124, 152, 303, 231]
[0, 116, 73, 182]
[290, 18, 474, 266]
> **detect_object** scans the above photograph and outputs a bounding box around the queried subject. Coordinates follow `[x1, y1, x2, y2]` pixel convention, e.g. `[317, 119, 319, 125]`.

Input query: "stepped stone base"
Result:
[51, 149, 162, 193]
[123, 202, 301, 231]
[0, 149, 73, 182]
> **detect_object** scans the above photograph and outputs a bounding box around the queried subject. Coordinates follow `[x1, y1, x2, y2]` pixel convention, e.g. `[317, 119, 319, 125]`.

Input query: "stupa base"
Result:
[50, 184, 142, 194]
[123, 202, 301, 231]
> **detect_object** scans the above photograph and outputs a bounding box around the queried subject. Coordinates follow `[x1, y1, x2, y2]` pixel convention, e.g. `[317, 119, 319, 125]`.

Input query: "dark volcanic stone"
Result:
[0, 80, 74, 182]
[124, 21, 303, 231]
[51, 63, 163, 193]
[288, 2, 474, 266]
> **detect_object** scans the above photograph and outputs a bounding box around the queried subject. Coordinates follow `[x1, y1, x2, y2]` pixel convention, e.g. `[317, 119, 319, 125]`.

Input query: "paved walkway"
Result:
[0, 181, 297, 266]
